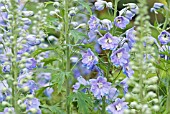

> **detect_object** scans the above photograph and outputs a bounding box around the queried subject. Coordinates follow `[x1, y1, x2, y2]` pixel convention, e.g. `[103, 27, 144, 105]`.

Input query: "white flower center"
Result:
[88, 56, 93, 61]
[115, 103, 122, 111]
[105, 38, 112, 43]
[97, 82, 103, 88]
[117, 52, 122, 59]
[162, 35, 169, 41]
[116, 19, 121, 23]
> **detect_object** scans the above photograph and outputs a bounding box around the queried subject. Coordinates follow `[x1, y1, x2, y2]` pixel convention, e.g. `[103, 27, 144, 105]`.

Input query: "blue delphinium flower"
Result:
[37, 73, 51, 86]
[89, 76, 111, 99]
[44, 87, 54, 98]
[82, 48, 98, 69]
[73, 76, 89, 92]
[110, 48, 130, 67]
[114, 16, 129, 29]
[26, 35, 41, 46]
[106, 98, 128, 114]
[100, 19, 113, 31]
[126, 27, 136, 49]
[126, 3, 139, 14]
[107, 87, 119, 101]
[122, 63, 134, 78]
[88, 16, 100, 30]
[158, 31, 170, 45]
[119, 8, 135, 20]
[94, 0, 107, 11]
[120, 78, 129, 94]
[22, 80, 38, 94]
[153, 3, 164, 9]
[88, 30, 97, 43]
[151, 3, 164, 13]
[2, 64, 11, 73]
[3, 107, 15, 114]
[24, 98, 41, 114]
[25, 58, 37, 70]
[0, 4, 8, 26]
[95, 43, 102, 53]
[98, 32, 120, 50]
[159, 45, 170, 60]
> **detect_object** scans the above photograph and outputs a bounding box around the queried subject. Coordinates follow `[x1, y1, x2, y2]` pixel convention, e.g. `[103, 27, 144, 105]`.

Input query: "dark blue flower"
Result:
[2, 65, 11, 73]
[82, 48, 98, 69]
[110, 48, 130, 67]
[106, 98, 128, 114]
[158, 31, 170, 45]
[89, 76, 111, 99]
[98, 33, 120, 50]
[114, 16, 129, 29]
[88, 16, 100, 30]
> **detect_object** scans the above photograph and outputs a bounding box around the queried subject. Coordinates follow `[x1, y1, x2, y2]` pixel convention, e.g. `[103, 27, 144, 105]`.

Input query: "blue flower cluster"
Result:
[0, 1, 54, 113]
[72, 1, 139, 113]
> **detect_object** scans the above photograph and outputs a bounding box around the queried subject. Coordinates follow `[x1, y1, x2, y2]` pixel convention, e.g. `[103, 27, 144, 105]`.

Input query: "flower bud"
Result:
[95, 0, 107, 11]
[2, 101, 11, 107]
[30, 108, 37, 114]
[20, 103, 27, 110]
[26, 94, 34, 99]
[22, 11, 34, 17]
[152, 105, 160, 111]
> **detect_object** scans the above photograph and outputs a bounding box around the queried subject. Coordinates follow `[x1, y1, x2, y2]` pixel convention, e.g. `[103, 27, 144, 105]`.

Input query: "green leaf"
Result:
[31, 47, 54, 57]
[36, 86, 48, 97]
[78, 1, 92, 15]
[70, 30, 87, 43]
[41, 58, 58, 66]
[52, 72, 66, 93]
[69, 92, 93, 114]
[41, 104, 66, 114]
[153, 62, 166, 71]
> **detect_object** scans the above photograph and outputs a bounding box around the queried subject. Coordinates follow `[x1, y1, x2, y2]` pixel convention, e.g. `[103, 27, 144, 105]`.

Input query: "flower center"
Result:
[93, 20, 97, 24]
[162, 34, 169, 41]
[97, 82, 103, 88]
[115, 103, 122, 111]
[88, 56, 93, 61]
[105, 38, 112, 44]
[117, 52, 123, 59]
[116, 19, 121, 23]
[126, 66, 130, 71]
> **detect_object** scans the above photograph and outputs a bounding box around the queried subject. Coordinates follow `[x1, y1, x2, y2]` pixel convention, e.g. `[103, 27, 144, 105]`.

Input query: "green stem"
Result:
[64, 0, 70, 114]
[113, 0, 119, 20]
[163, 1, 170, 30]
[101, 97, 106, 114]
[112, 0, 119, 35]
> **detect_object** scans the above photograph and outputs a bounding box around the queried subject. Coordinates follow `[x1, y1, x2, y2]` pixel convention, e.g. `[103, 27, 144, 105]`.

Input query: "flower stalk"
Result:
[64, 0, 70, 114]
